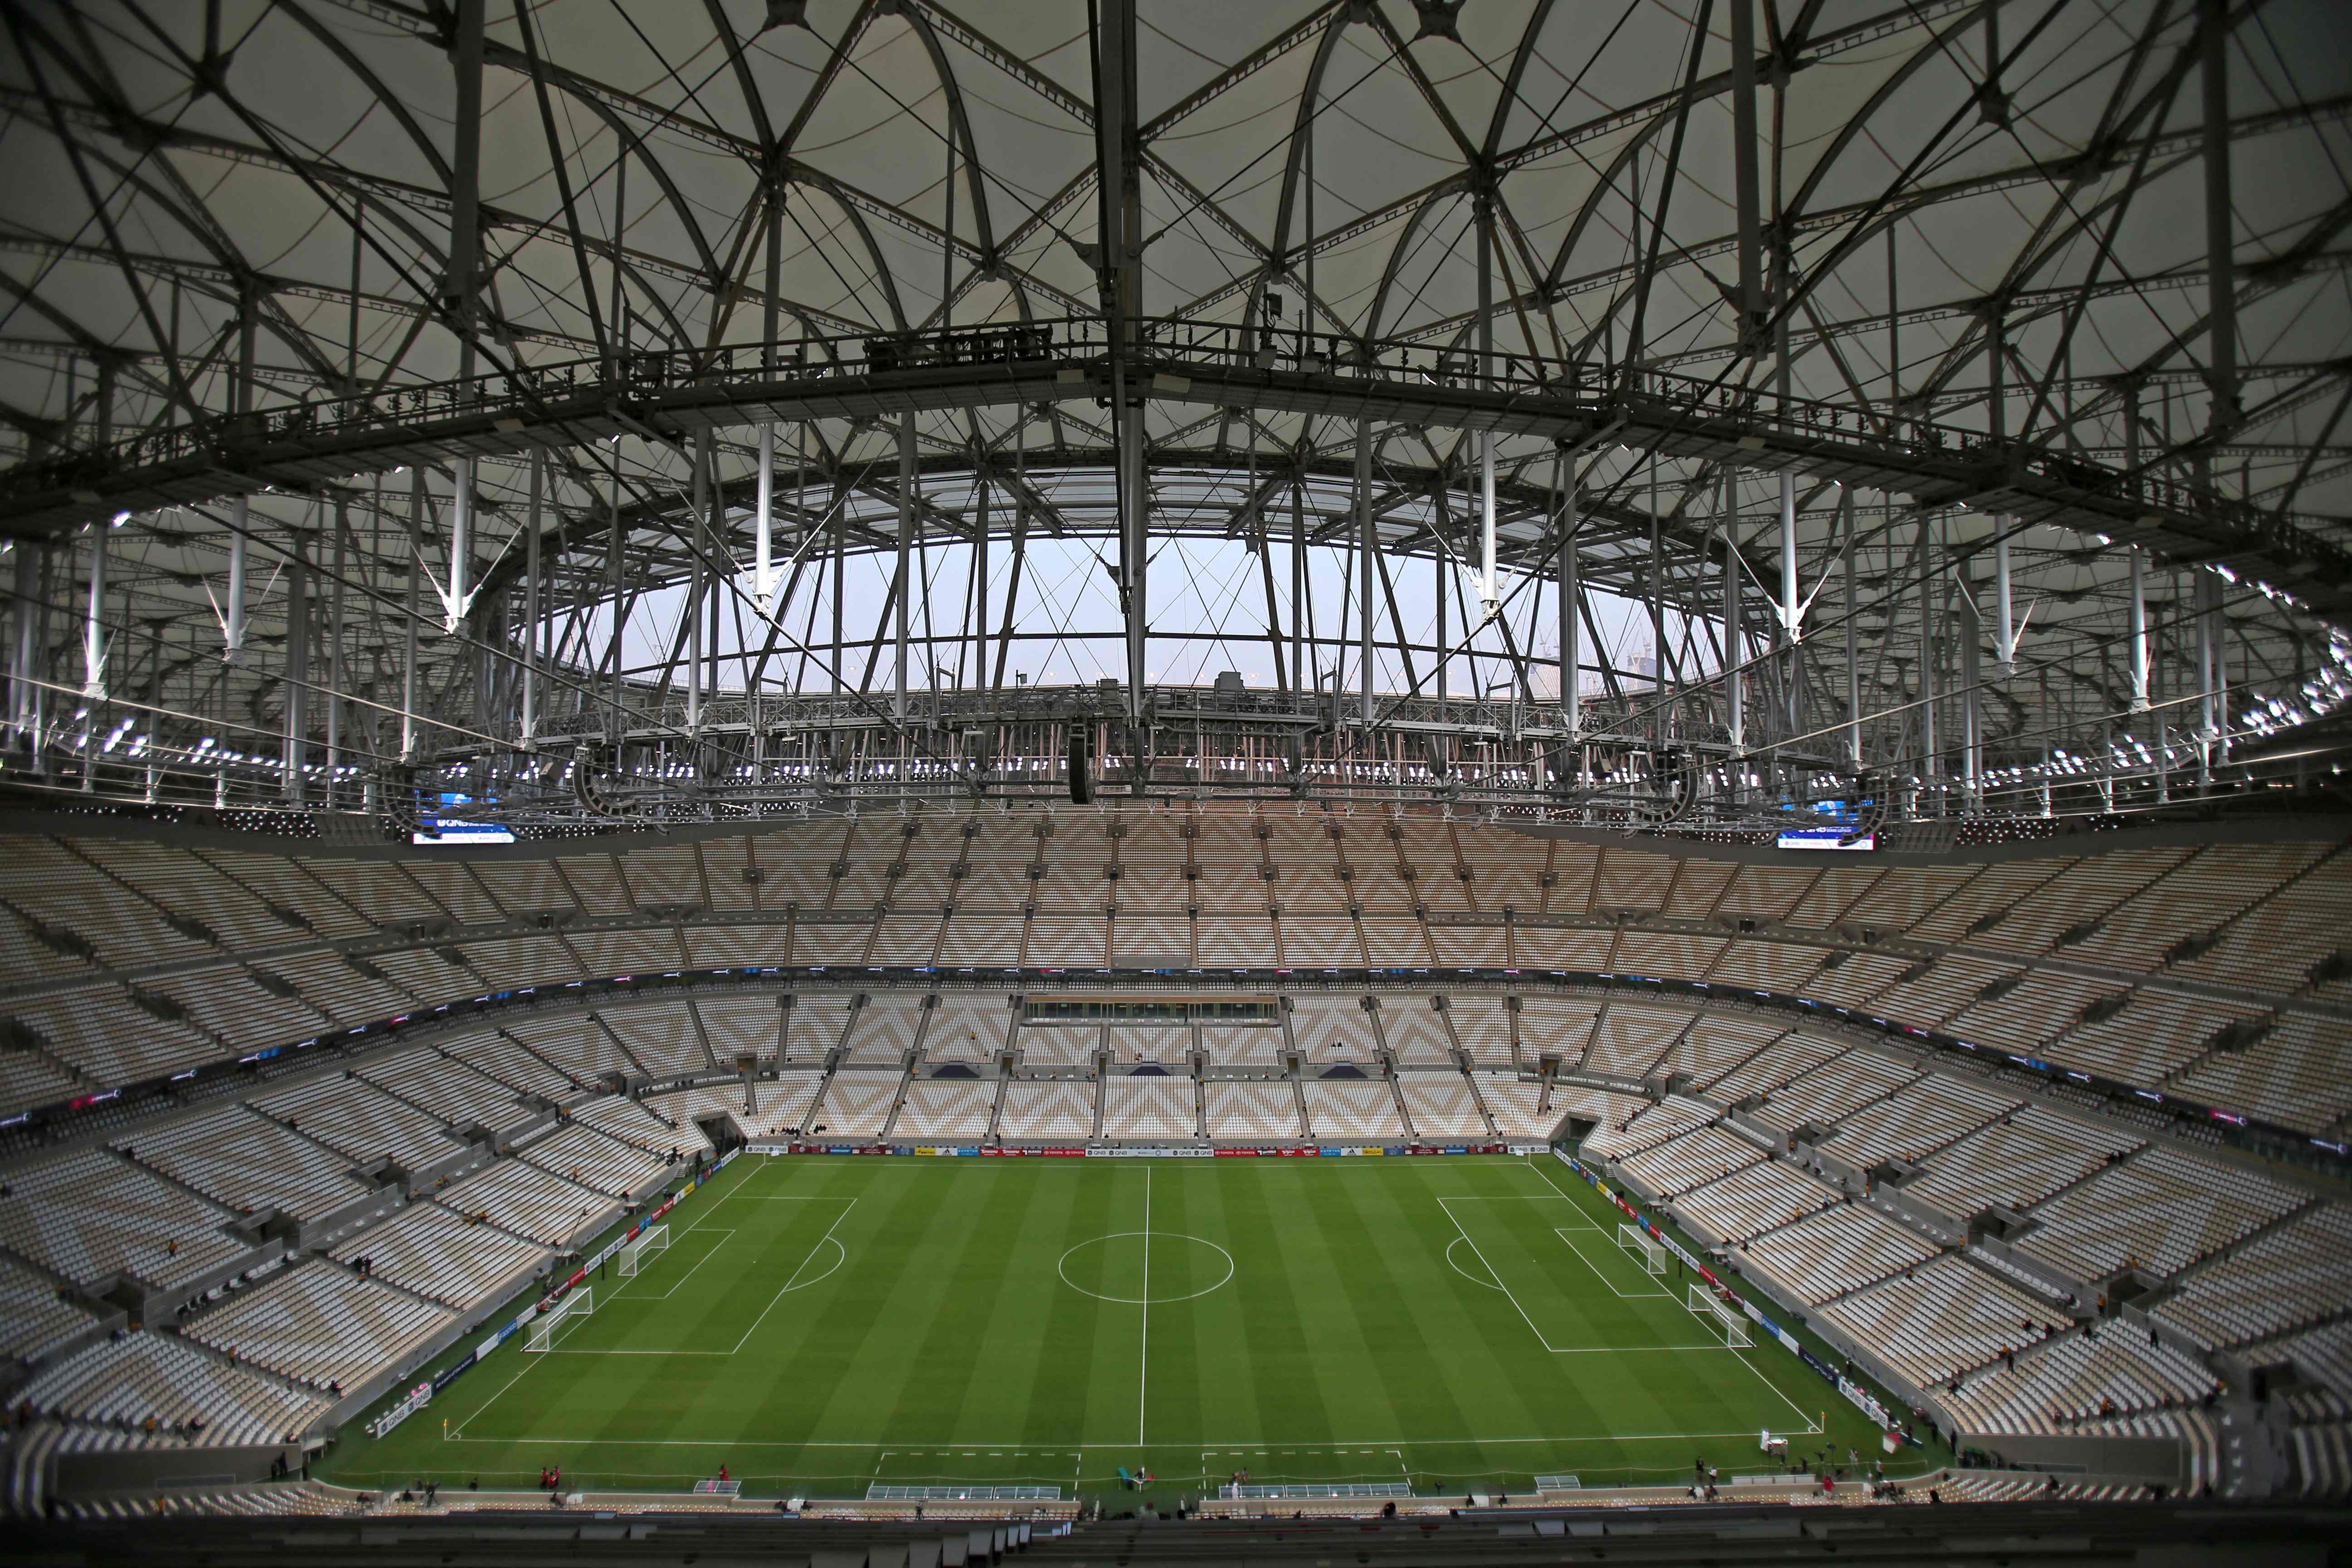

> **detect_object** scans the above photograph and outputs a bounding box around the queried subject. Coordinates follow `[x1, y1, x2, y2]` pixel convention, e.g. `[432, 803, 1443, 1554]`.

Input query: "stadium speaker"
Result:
[1068, 726, 1094, 804]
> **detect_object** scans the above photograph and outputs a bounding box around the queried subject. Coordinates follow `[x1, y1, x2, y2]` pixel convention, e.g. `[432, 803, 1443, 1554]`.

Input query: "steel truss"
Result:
[3, 0, 2349, 830]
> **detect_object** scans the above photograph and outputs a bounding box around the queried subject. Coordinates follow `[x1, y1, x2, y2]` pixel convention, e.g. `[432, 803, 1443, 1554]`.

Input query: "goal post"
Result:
[617, 1224, 669, 1279]
[1687, 1283, 1752, 1348]
[524, 1287, 593, 1352]
[1616, 1222, 1667, 1275]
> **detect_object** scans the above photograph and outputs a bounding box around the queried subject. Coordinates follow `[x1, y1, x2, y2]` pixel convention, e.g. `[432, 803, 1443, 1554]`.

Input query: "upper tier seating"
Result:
[1199, 1024, 1284, 1067]
[926, 995, 1013, 1061]
[182, 1260, 451, 1394]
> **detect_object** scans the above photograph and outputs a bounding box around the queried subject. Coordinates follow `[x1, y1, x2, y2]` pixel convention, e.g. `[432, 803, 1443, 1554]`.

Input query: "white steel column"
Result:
[225, 497, 249, 664]
[1778, 470, 1797, 732]
[896, 411, 916, 723]
[755, 421, 776, 613]
[82, 521, 106, 699]
[1357, 415, 1375, 726]
[2128, 549, 2151, 712]
[521, 450, 541, 743]
[1993, 529, 2016, 674]
[1476, 191, 1499, 621]
[446, 461, 473, 633]
[1723, 476, 1744, 766]
[1559, 453, 1579, 738]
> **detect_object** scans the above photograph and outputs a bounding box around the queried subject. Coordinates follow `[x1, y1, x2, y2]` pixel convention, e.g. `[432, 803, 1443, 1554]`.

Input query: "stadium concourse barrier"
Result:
[745, 1142, 1537, 1157]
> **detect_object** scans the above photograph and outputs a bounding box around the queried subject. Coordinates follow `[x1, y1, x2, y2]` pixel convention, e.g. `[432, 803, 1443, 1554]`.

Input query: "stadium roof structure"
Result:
[3, 0, 2352, 833]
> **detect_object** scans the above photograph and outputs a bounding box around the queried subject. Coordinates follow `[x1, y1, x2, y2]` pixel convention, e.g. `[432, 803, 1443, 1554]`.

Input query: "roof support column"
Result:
[2128, 548, 2150, 713]
[82, 519, 106, 701]
[1993, 531, 2016, 675]
[896, 411, 916, 724]
[403, 471, 423, 760]
[1723, 473, 1743, 782]
[8, 545, 33, 746]
[1917, 514, 1937, 812]
[2196, 570, 2218, 789]
[1778, 470, 1798, 737]
[327, 496, 347, 803]
[1356, 415, 1374, 727]
[1558, 451, 1578, 741]
[522, 450, 541, 745]
[225, 498, 249, 665]
[1098, 0, 1146, 726]
[690, 430, 708, 735]
[1729, 0, 1764, 350]
[1842, 490, 1860, 765]
[283, 535, 307, 802]
[2201, 0, 2237, 431]
[1476, 191, 1499, 621]
[755, 424, 776, 616]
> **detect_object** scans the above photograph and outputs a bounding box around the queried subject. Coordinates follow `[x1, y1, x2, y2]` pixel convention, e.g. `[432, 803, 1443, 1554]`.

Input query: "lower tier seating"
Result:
[997, 1080, 1096, 1141]
[1202, 1080, 1301, 1141]
[1819, 1255, 2059, 1388]
[435, 1160, 611, 1247]
[331, 1201, 542, 1309]
[19, 1333, 327, 1444]
[1742, 1202, 1943, 1305]
[181, 1261, 451, 1395]
[1102, 1076, 1196, 1140]
[1396, 1074, 1491, 1139]
[892, 1078, 997, 1141]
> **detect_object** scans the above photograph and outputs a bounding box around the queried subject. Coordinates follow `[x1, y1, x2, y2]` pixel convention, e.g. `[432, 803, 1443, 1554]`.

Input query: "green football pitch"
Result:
[329, 1153, 1938, 1500]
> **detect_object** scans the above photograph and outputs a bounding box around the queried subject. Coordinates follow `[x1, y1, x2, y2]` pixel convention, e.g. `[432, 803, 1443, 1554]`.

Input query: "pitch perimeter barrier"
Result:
[1551, 1149, 1909, 1445]
[746, 1142, 1512, 1157]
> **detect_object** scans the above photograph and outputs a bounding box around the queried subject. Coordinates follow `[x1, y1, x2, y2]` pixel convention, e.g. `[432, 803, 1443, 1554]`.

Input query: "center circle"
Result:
[1056, 1232, 1236, 1303]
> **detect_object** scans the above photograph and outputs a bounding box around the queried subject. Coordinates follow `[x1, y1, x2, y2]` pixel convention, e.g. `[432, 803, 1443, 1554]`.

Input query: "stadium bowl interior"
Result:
[1, 0, 2350, 1556]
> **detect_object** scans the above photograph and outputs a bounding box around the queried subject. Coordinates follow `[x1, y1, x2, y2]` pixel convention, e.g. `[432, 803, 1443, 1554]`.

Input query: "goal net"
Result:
[1687, 1284, 1752, 1348]
[524, 1287, 593, 1352]
[1617, 1222, 1667, 1275]
[617, 1224, 669, 1279]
